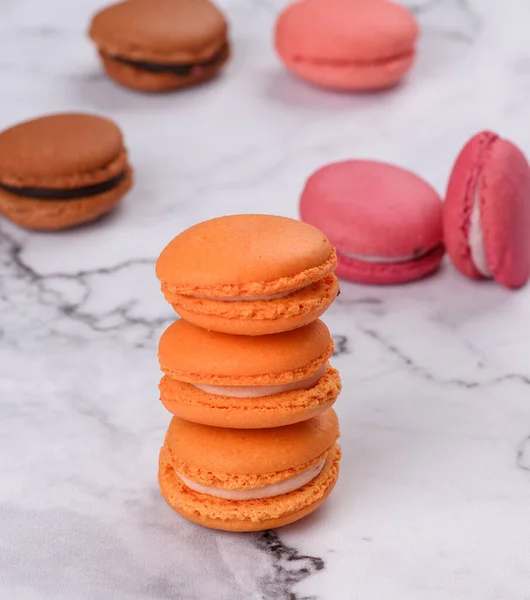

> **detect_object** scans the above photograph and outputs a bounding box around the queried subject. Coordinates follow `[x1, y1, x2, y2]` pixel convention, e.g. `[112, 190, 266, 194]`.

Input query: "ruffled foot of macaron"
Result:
[89, 0, 230, 93]
[159, 410, 341, 531]
[275, 0, 419, 91]
[156, 214, 339, 335]
[0, 113, 132, 231]
[300, 160, 444, 284]
[158, 319, 341, 428]
[444, 131, 530, 289]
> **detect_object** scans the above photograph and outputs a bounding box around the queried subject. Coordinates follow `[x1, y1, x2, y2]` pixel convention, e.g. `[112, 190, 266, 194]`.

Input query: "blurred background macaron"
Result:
[89, 0, 230, 93]
[155, 214, 339, 336]
[159, 409, 341, 531]
[300, 160, 444, 285]
[444, 131, 530, 289]
[0, 113, 132, 231]
[274, 0, 419, 91]
[158, 319, 341, 428]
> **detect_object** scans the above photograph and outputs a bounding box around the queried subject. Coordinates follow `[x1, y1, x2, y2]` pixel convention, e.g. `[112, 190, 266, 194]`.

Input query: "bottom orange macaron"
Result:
[158, 409, 341, 531]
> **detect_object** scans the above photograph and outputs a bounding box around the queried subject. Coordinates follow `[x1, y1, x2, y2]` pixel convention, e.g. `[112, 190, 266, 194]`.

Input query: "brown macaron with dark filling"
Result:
[89, 0, 230, 93]
[0, 113, 132, 231]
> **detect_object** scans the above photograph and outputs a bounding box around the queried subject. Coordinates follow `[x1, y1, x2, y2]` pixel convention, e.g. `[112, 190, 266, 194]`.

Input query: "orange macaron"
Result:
[159, 409, 341, 531]
[158, 318, 341, 428]
[155, 214, 339, 336]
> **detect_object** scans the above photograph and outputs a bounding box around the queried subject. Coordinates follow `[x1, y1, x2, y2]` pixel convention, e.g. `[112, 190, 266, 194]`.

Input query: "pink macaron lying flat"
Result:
[300, 160, 444, 285]
[444, 131, 530, 289]
[274, 0, 419, 91]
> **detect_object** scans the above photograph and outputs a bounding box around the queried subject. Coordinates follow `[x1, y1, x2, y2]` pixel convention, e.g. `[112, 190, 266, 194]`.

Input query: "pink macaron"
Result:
[444, 131, 530, 289]
[300, 160, 444, 285]
[274, 0, 419, 91]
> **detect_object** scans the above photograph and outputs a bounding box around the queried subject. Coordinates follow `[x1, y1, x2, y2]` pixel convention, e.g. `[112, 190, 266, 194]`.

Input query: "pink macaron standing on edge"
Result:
[444, 131, 530, 289]
[274, 0, 419, 91]
[300, 160, 444, 285]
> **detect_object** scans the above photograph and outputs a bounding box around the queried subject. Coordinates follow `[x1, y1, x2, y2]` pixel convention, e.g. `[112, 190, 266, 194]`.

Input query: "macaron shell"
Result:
[0, 164, 133, 231]
[165, 409, 339, 477]
[275, 0, 418, 62]
[0, 114, 126, 188]
[158, 443, 340, 531]
[170, 274, 339, 336]
[280, 52, 415, 91]
[335, 244, 445, 285]
[479, 138, 530, 288]
[89, 0, 228, 64]
[159, 365, 341, 428]
[99, 52, 228, 93]
[156, 215, 335, 297]
[301, 160, 443, 260]
[443, 131, 497, 280]
[158, 318, 333, 385]
[161, 488, 335, 532]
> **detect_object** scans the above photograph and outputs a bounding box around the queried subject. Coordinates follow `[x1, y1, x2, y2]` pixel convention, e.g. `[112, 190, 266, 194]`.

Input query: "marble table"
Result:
[1, 0, 530, 597]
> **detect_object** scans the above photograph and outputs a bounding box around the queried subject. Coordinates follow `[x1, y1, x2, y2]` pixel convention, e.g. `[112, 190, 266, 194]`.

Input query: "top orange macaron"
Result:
[156, 214, 339, 335]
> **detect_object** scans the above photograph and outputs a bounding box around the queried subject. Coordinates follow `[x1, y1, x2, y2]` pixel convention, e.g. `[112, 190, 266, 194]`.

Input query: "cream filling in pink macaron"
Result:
[176, 459, 326, 500]
[338, 248, 432, 264]
[468, 180, 492, 278]
[192, 365, 327, 398]
[190, 285, 309, 302]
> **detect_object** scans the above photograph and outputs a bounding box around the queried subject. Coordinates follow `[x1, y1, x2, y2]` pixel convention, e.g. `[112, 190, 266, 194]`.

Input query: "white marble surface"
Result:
[1, 0, 530, 598]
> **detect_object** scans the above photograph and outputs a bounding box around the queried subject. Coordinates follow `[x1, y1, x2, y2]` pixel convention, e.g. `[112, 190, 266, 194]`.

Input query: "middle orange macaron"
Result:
[158, 319, 341, 428]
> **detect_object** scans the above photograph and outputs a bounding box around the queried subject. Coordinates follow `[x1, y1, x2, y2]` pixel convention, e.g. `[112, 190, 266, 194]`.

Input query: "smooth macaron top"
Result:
[444, 131, 530, 289]
[301, 160, 443, 261]
[0, 113, 125, 189]
[156, 214, 336, 297]
[158, 318, 334, 385]
[275, 0, 418, 64]
[166, 409, 339, 475]
[90, 0, 228, 64]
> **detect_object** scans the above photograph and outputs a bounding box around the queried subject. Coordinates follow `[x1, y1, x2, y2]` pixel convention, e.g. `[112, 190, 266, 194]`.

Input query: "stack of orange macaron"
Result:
[155, 214, 342, 531]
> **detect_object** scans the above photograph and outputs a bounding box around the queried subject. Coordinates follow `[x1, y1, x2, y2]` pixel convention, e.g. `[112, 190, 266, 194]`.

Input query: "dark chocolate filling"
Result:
[108, 43, 229, 76]
[0, 170, 126, 200]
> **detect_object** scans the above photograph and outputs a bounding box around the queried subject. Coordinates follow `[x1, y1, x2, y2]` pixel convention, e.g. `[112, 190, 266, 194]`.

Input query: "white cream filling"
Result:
[468, 177, 492, 278]
[177, 459, 326, 500]
[338, 248, 431, 264]
[193, 364, 327, 398]
[189, 285, 308, 302]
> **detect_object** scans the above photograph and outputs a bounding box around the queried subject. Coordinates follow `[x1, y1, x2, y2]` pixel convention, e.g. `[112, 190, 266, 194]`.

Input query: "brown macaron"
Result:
[89, 0, 230, 93]
[158, 319, 342, 428]
[159, 409, 341, 531]
[0, 113, 132, 231]
[155, 215, 339, 336]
